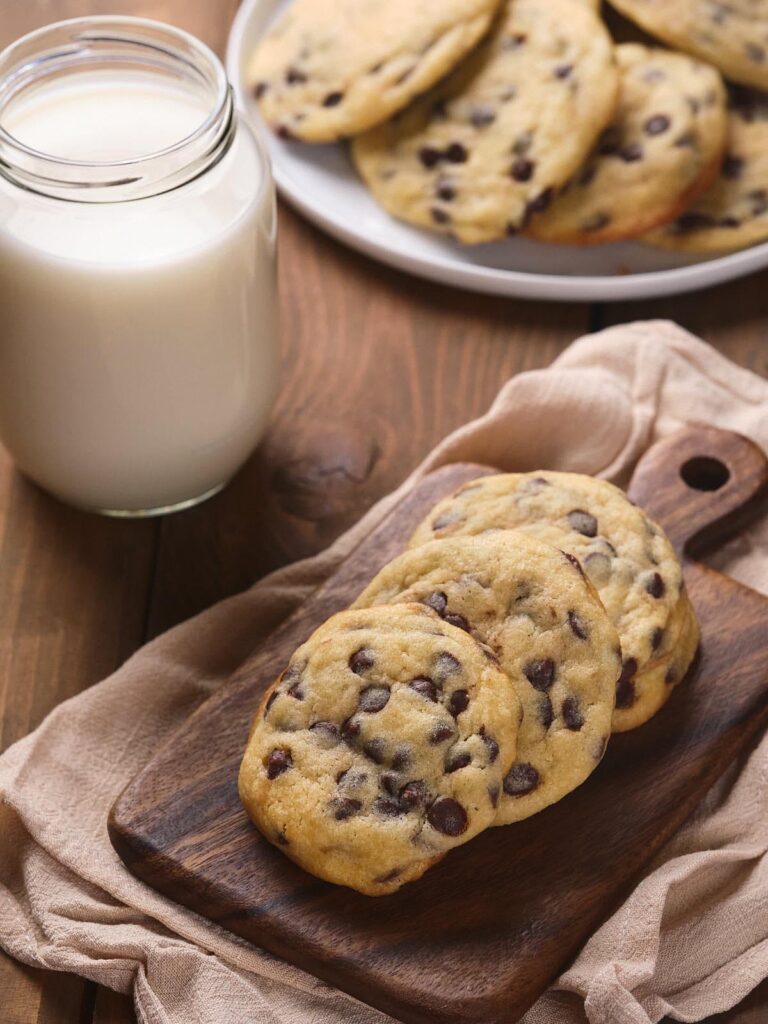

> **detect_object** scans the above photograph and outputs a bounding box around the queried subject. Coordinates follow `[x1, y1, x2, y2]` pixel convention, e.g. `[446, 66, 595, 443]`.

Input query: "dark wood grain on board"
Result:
[109, 427, 768, 1024]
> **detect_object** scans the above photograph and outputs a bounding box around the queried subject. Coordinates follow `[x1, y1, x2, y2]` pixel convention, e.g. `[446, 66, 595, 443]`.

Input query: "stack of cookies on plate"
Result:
[249, 0, 768, 252]
[239, 472, 700, 895]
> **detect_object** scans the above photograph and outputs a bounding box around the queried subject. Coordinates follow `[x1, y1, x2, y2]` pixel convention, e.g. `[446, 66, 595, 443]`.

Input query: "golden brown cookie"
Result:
[526, 44, 727, 244]
[607, 0, 768, 92]
[352, 0, 618, 242]
[646, 88, 768, 252]
[354, 533, 620, 825]
[249, 0, 502, 142]
[408, 471, 697, 731]
[239, 604, 520, 895]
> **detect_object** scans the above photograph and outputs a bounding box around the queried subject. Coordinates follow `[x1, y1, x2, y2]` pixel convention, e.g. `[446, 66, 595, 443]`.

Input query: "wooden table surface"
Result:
[0, 3, 766, 1023]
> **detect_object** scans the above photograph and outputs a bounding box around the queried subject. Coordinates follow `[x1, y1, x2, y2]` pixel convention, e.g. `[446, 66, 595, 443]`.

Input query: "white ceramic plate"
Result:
[226, 0, 768, 302]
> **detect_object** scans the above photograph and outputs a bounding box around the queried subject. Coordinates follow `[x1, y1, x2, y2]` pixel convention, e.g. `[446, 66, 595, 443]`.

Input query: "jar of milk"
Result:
[0, 18, 278, 515]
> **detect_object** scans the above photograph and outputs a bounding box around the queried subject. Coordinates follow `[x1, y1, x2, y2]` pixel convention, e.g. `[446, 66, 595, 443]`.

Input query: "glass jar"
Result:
[0, 17, 278, 516]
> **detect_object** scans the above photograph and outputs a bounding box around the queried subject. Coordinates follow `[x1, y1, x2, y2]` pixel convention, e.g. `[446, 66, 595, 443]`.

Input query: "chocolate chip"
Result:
[445, 142, 468, 163]
[409, 677, 439, 702]
[448, 689, 469, 717]
[287, 680, 304, 700]
[264, 691, 278, 716]
[470, 104, 496, 128]
[512, 131, 533, 156]
[480, 728, 499, 763]
[419, 145, 442, 169]
[503, 762, 540, 796]
[664, 666, 677, 686]
[620, 143, 643, 162]
[524, 658, 556, 691]
[431, 207, 451, 225]
[330, 796, 362, 820]
[488, 784, 500, 808]
[562, 696, 584, 731]
[646, 572, 666, 598]
[527, 187, 553, 214]
[363, 738, 385, 764]
[322, 91, 344, 107]
[391, 747, 410, 771]
[285, 67, 307, 85]
[374, 797, 402, 817]
[341, 717, 361, 742]
[554, 63, 573, 79]
[616, 658, 638, 709]
[427, 797, 468, 836]
[568, 611, 588, 640]
[429, 722, 455, 744]
[399, 780, 428, 810]
[511, 158, 535, 182]
[644, 114, 671, 135]
[423, 591, 448, 615]
[276, 829, 289, 846]
[309, 720, 340, 745]
[434, 649, 460, 678]
[349, 648, 375, 674]
[255, 81, 269, 98]
[538, 695, 554, 729]
[444, 612, 470, 632]
[266, 748, 292, 779]
[381, 771, 399, 796]
[651, 627, 664, 651]
[446, 751, 471, 773]
[358, 685, 390, 713]
[435, 181, 456, 202]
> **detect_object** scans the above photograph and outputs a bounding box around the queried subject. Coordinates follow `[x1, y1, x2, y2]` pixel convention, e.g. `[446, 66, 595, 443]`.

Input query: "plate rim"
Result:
[226, 0, 768, 302]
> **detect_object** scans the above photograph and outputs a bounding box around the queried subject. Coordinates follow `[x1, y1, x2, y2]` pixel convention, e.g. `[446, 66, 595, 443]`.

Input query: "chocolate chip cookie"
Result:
[239, 604, 520, 895]
[249, 0, 502, 143]
[408, 472, 696, 731]
[354, 534, 620, 825]
[607, 0, 768, 91]
[646, 87, 768, 252]
[526, 44, 727, 244]
[351, 0, 618, 243]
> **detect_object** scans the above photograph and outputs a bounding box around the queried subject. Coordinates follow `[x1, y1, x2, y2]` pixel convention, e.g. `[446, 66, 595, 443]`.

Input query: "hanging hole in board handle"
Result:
[627, 426, 768, 558]
[680, 456, 731, 492]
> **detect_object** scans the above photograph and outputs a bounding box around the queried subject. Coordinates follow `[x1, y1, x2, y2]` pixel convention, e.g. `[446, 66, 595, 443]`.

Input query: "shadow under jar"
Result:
[0, 17, 278, 516]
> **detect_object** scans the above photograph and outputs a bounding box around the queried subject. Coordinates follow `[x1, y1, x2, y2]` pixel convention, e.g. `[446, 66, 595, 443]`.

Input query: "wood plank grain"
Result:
[109, 429, 768, 1024]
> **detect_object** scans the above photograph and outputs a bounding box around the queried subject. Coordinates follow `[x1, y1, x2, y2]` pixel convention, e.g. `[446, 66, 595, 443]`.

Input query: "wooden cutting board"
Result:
[109, 426, 768, 1024]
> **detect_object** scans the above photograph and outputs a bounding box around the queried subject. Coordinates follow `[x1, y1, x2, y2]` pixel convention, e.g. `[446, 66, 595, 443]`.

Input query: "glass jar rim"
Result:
[0, 16, 238, 202]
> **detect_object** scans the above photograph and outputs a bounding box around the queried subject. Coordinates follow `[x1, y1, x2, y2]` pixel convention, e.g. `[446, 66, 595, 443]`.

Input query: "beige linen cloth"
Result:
[0, 319, 767, 1024]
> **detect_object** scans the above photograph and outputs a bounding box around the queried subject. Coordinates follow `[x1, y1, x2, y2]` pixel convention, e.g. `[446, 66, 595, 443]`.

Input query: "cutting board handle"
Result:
[627, 426, 768, 558]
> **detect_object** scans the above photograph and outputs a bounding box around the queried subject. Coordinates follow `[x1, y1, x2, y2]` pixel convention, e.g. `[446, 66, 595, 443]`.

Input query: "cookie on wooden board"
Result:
[607, 0, 768, 91]
[526, 44, 727, 245]
[354, 533, 620, 825]
[646, 88, 768, 252]
[249, 0, 503, 143]
[239, 604, 520, 895]
[408, 471, 697, 731]
[352, 0, 618, 243]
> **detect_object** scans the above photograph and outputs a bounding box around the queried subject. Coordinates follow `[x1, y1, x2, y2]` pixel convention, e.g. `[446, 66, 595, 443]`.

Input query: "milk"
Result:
[0, 62, 278, 514]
